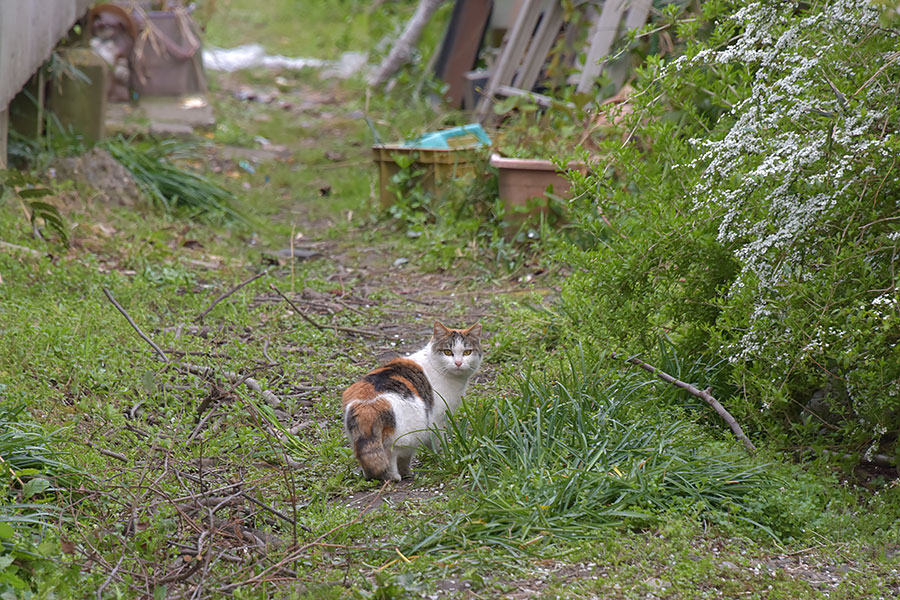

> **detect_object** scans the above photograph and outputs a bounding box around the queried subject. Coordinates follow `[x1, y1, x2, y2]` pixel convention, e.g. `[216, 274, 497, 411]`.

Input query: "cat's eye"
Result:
[442, 350, 453, 356]
[463, 350, 472, 356]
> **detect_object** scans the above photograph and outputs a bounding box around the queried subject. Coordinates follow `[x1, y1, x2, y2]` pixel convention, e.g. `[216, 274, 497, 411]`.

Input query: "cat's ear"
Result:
[433, 321, 450, 339]
[463, 322, 482, 338]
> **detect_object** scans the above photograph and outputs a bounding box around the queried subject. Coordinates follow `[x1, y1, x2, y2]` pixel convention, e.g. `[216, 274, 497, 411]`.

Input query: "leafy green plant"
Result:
[382, 151, 549, 272]
[492, 94, 589, 159]
[0, 403, 75, 597]
[0, 171, 69, 247]
[103, 136, 249, 224]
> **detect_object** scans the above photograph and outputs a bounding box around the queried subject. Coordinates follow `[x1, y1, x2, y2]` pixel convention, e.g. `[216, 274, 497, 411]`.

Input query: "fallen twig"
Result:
[102, 287, 282, 408]
[155, 555, 202, 585]
[96, 545, 128, 600]
[613, 352, 757, 454]
[817, 448, 896, 469]
[188, 409, 222, 443]
[83, 440, 129, 463]
[175, 470, 311, 533]
[196, 270, 268, 322]
[220, 481, 389, 592]
[103, 288, 170, 363]
[270, 283, 383, 338]
[0, 240, 45, 257]
[178, 362, 281, 407]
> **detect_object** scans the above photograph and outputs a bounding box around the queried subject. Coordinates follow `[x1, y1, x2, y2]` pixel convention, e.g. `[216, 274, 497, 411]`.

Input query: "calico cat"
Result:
[342, 321, 483, 481]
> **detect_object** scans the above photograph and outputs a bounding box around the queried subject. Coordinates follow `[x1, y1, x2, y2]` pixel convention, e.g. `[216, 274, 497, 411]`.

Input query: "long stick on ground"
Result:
[102, 288, 281, 407]
[103, 288, 170, 363]
[269, 283, 383, 338]
[196, 270, 268, 322]
[613, 352, 757, 455]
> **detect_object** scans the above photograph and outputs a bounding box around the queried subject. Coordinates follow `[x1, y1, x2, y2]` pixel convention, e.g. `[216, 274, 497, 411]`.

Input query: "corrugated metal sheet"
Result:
[0, 0, 93, 109]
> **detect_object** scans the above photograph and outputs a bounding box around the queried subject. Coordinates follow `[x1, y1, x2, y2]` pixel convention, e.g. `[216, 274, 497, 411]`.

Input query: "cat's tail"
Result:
[343, 400, 395, 481]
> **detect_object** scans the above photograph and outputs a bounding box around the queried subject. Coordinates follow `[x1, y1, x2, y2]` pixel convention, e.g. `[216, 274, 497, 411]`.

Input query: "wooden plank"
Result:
[0, 1, 93, 109]
[576, 0, 627, 94]
[607, 0, 652, 91]
[0, 107, 8, 169]
[495, 84, 575, 109]
[515, 0, 565, 92]
[624, 0, 652, 31]
[476, 0, 542, 119]
[433, 0, 493, 108]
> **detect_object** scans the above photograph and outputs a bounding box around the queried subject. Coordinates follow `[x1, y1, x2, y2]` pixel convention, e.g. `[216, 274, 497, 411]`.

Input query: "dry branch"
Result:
[269, 283, 383, 338]
[368, 0, 447, 87]
[101, 287, 282, 408]
[103, 288, 170, 363]
[219, 481, 389, 593]
[178, 362, 281, 407]
[613, 352, 757, 454]
[82, 440, 129, 463]
[196, 269, 268, 322]
[176, 470, 311, 533]
[0, 240, 45, 257]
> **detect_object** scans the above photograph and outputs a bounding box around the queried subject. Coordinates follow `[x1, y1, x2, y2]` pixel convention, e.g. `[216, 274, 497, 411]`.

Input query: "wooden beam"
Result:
[495, 84, 575, 109]
[576, 0, 627, 94]
[0, 107, 8, 169]
[607, 0, 652, 91]
[476, 0, 542, 119]
[577, 0, 651, 94]
[515, 1, 565, 92]
[433, 0, 493, 108]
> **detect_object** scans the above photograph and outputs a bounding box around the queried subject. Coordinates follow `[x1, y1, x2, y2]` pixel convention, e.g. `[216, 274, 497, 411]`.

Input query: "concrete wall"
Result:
[0, 0, 92, 167]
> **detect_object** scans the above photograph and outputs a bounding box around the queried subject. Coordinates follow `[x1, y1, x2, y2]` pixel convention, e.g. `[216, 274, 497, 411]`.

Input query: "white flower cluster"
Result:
[675, 0, 895, 363]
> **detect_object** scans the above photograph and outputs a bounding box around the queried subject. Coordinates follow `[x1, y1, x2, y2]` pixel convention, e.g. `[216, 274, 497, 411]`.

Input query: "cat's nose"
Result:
[454, 359, 463, 367]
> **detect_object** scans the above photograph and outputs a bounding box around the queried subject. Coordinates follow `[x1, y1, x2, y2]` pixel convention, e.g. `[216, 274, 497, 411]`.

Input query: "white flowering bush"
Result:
[560, 0, 900, 448]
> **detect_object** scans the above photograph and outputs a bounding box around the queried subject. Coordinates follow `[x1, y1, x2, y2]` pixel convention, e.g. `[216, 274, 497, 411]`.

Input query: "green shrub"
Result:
[382, 151, 553, 272]
[558, 0, 900, 449]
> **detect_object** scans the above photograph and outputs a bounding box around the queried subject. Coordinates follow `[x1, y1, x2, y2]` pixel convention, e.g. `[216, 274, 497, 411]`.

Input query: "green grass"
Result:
[202, 0, 451, 62]
[1, 2, 899, 598]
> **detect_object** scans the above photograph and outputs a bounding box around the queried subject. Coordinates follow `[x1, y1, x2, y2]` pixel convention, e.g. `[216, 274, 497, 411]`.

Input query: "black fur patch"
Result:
[381, 406, 397, 430]
[345, 410, 358, 433]
[355, 436, 381, 456]
[363, 360, 434, 410]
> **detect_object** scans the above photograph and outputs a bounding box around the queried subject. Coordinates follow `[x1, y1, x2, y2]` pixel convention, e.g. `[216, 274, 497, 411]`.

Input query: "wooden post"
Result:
[475, 0, 541, 119]
[0, 106, 8, 169]
[515, 1, 565, 92]
[606, 0, 652, 92]
[433, 0, 493, 108]
[576, 0, 627, 94]
[577, 0, 651, 95]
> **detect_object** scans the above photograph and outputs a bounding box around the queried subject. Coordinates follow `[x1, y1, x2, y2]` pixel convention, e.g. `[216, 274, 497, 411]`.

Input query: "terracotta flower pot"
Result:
[489, 153, 584, 219]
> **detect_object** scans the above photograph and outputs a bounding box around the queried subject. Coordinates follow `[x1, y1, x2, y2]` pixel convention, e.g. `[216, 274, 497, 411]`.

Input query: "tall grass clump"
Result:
[410, 352, 789, 553]
[0, 404, 75, 595]
[104, 136, 248, 224]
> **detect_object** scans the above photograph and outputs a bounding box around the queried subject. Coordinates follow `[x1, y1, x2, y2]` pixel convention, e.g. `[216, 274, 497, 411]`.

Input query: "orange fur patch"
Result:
[344, 396, 395, 441]
[342, 381, 375, 406]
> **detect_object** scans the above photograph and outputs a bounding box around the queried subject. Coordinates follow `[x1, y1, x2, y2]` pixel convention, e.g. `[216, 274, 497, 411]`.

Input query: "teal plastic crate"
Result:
[401, 123, 491, 150]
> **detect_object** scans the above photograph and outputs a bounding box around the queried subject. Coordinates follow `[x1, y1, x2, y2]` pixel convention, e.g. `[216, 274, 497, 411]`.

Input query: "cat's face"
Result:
[429, 321, 483, 375]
